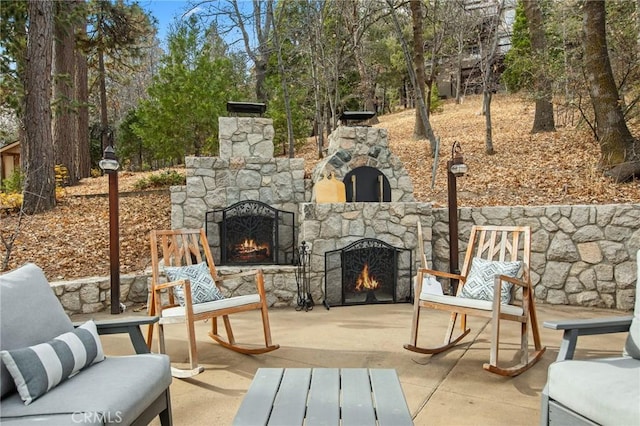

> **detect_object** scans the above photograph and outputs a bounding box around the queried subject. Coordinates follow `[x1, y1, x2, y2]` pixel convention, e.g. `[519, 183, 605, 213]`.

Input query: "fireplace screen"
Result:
[206, 201, 296, 266]
[324, 238, 412, 307]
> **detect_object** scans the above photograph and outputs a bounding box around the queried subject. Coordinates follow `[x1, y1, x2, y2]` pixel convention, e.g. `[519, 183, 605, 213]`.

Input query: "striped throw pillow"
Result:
[0, 320, 105, 405]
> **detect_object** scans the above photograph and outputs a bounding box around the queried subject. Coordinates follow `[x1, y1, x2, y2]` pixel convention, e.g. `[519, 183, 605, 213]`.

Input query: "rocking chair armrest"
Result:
[154, 279, 190, 291]
[497, 274, 530, 288]
[153, 279, 191, 310]
[419, 268, 465, 282]
[544, 316, 633, 361]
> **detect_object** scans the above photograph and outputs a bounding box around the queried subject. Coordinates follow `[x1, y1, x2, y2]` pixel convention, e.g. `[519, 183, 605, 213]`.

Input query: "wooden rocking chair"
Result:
[147, 229, 279, 378]
[405, 223, 545, 376]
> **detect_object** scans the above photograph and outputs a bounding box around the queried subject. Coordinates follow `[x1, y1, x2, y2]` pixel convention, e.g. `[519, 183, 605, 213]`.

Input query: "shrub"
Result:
[0, 192, 23, 210]
[55, 165, 69, 187]
[134, 170, 186, 190]
[1, 169, 24, 194]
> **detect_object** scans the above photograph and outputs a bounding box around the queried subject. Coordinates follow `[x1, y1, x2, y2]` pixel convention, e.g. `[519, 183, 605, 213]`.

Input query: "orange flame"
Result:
[355, 263, 380, 291]
[236, 239, 270, 256]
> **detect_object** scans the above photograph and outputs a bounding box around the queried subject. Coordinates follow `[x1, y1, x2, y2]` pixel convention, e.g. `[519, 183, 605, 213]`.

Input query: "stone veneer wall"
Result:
[218, 117, 275, 159]
[298, 202, 433, 305]
[171, 156, 307, 230]
[51, 273, 149, 315]
[432, 204, 640, 310]
[52, 203, 638, 314]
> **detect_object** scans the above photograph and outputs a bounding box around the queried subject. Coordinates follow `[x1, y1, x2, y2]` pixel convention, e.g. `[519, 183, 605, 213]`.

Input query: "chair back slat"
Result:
[460, 226, 531, 283]
[417, 221, 429, 269]
[150, 229, 220, 280]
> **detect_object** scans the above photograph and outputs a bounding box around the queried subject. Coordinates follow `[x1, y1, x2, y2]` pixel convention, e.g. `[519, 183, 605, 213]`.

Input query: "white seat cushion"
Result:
[420, 293, 524, 316]
[161, 294, 261, 318]
[548, 357, 640, 426]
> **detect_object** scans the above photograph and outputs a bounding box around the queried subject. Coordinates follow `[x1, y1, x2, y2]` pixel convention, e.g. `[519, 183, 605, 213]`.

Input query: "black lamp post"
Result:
[447, 141, 468, 295]
[99, 145, 121, 314]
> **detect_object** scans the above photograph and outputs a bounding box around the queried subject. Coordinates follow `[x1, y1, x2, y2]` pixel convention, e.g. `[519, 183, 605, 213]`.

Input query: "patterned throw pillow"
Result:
[165, 262, 225, 306]
[0, 320, 105, 405]
[460, 257, 522, 304]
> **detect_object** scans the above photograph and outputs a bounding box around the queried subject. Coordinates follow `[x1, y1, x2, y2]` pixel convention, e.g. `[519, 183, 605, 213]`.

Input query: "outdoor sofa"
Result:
[0, 263, 172, 425]
[540, 250, 640, 425]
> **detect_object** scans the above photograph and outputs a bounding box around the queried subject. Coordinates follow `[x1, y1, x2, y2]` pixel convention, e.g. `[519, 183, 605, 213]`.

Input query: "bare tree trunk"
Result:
[583, 0, 640, 181]
[523, 0, 555, 133]
[484, 92, 493, 154]
[267, 2, 295, 158]
[98, 47, 109, 151]
[344, 1, 379, 123]
[230, 0, 271, 103]
[306, 0, 326, 159]
[386, 0, 437, 156]
[96, 4, 110, 152]
[75, 11, 90, 180]
[410, 0, 427, 138]
[53, 0, 78, 184]
[481, 0, 504, 155]
[23, 0, 56, 214]
[455, 37, 463, 103]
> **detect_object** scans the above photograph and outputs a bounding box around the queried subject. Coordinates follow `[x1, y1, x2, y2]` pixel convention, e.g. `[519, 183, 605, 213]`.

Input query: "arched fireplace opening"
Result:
[343, 166, 391, 202]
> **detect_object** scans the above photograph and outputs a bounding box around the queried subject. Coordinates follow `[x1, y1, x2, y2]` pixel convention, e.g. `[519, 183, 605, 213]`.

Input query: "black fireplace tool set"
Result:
[294, 241, 314, 311]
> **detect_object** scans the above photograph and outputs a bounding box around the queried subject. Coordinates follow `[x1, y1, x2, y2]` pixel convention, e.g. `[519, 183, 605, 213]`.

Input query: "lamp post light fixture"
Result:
[447, 141, 468, 295]
[99, 145, 121, 314]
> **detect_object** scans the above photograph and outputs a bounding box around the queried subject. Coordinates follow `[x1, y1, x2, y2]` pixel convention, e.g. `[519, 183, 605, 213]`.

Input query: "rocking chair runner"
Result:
[405, 223, 545, 377]
[147, 229, 279, 378]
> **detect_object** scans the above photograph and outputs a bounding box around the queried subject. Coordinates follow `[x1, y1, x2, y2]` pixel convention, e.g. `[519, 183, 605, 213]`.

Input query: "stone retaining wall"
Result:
[51, 274, 149, 315]
[51, 266, 300, 316]
[432, 204, 639, 310]
[52, 202, 639, 314]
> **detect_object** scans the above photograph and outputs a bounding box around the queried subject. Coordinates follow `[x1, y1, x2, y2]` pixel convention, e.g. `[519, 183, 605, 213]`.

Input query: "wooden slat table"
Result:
[233, 368, 413, 426]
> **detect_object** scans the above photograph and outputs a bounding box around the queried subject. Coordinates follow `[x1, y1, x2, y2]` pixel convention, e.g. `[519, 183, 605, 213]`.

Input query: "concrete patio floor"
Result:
[74, 302, 629, 426]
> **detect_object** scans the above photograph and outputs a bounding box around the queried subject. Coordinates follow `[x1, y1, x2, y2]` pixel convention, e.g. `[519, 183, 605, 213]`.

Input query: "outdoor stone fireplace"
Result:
[170, 114, 432, 307]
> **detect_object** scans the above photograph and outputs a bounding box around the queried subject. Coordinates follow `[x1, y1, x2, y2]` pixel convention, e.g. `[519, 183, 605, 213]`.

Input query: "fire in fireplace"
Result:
[206, 200, 296, 266]
[323, 238, 412, 307]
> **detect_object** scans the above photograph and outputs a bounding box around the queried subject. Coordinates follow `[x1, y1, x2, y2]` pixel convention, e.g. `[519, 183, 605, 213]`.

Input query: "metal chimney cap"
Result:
[338, 111, 376, 124]
[226, 101, 267, 116]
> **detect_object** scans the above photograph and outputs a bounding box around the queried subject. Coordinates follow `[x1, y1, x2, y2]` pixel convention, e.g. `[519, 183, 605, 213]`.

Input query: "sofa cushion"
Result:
[165, 262, 224, 305]
[624, 249, 640, 359]
[0, 354, 172, 425]
[547, 357, 640, 425]
[1, 321, 105, 405]
[459, 257, 522, 304]
[0, 263, 74, 398]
